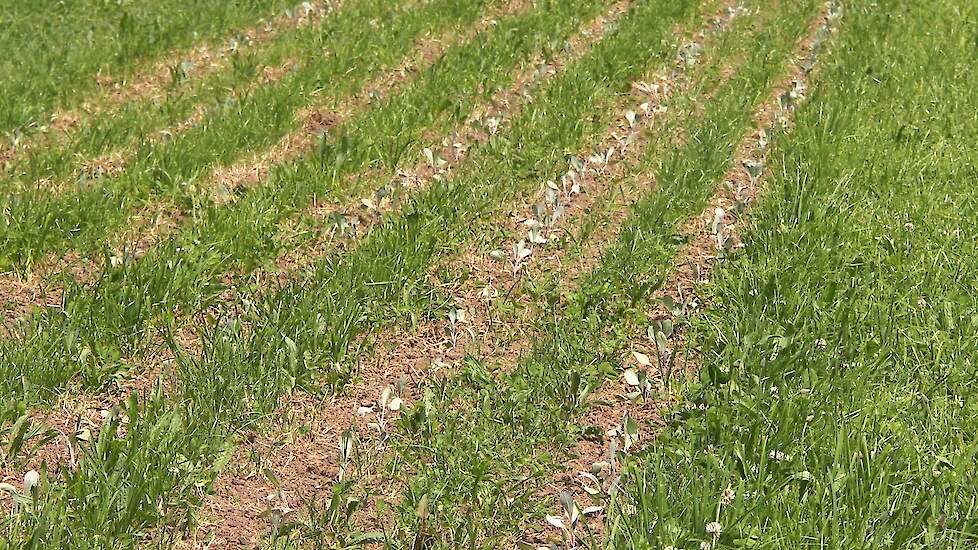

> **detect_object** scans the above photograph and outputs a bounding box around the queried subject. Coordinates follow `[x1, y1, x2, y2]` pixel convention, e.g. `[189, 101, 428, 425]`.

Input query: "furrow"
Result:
[186, 0, 749, 546]
[0, 0, 490, 277]
[359, 0, 746, 387]
[5, 2, 624, 544]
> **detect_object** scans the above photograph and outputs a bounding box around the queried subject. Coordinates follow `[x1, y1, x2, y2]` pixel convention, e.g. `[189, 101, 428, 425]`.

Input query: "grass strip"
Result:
[0, 1, 345, 194]
[609, 0, 978, 547]
[0, 0, 300, 135]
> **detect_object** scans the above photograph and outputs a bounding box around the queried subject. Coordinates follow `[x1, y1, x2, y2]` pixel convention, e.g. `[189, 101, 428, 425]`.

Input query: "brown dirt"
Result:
[0, 251, 99, 331]
[205, 3, 740, 545]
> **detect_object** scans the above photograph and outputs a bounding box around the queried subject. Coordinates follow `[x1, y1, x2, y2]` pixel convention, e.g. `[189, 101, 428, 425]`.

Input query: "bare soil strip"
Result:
[3, 0, 622, 545]
[33, 57, 303, 197]
[0, 1, 339, 174]
[188, 3, 634, 546]
[355, 0, 745, 420]
[555, 1, 841, 539]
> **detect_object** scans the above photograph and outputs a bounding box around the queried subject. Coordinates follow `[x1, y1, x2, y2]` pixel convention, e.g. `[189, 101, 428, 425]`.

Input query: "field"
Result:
[1, 0, 976, 548]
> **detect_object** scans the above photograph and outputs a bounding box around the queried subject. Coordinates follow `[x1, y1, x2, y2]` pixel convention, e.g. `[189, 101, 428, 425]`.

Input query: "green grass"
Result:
[0, 0, 299, 135]
[0, 0, 491, 270]
[0, 0, 623, 544]
[609, 0, 978, 548]
[0, 0, 383, 194]
[2, 0, 977, 547]
[0, 0, 611, 403]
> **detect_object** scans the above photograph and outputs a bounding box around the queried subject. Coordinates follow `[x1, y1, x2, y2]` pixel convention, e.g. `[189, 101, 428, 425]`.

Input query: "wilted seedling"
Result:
[679, 42, 703, 66]
[734, 183, 751, 213]
[626, 353, 655, 399]
[624, 110, 637, 129]
[726, 4, 746, 19]
[512, 240, 532, 276]
[656, 295, 691, 322]
[623, 367, 640, 387]
[0, 469, 42, 510]
[338, 430, 355, 481]
[545, 491, 597, 546]
[561, 171, 581, 195]
[329, 212, 359, 238]
[528, 223, 548, 245]
[534, 62, 551, 80]
[430, 357, 453, 374]
[569, 156, 585, 174]
[260, 469, 295, 539]
[588, 146, 615, 167]
[544, 184, 559, 207]
[647, 317, 679, 388]
[779, 80, 807, 111]
[486, 116, 501, 135]
[710, 207, 725, 238]
[552, 202, 566, 225]
[622, 413, 640, 451]
[635, 80, 660, 96]
[447, 307, 470, 347]
[743, 159, 764, 182]
[422, 147, 447, 169]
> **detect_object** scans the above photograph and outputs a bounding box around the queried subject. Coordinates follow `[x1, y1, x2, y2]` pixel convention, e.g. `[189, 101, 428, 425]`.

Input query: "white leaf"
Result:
[581, 484, 602, 496]
[582, 505, 604, 516]
[23, 471, 39, 494]
[711, 208, 725, 235]
[632, 351, 652, 366]
[388, 397, 402, 411]
[529, 226, 548, 244]
[578, 471, 600, 484]
[545, 515, 566, 530]
[623, 368, 640, 386]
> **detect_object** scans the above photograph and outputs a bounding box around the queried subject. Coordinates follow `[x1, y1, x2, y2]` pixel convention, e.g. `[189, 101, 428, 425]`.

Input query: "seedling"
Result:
[447, 307, 469, 347]
[422, 147, 447, 169]
[512, 240, 532, 276]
